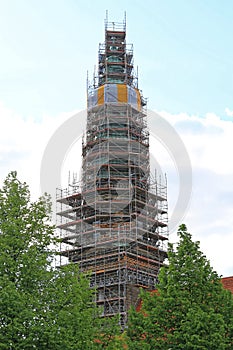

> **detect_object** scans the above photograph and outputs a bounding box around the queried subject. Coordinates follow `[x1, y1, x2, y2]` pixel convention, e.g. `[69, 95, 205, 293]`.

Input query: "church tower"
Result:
[56, 14, 168, 328]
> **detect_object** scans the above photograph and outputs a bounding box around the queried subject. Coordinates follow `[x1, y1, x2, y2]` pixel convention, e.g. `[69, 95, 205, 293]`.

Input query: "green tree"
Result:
[95, 315, 126, 349]
[0, 172, 102, 349]
[127, 224, 233, 349]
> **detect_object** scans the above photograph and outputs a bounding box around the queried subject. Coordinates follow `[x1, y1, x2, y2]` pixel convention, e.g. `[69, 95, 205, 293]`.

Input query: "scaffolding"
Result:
[56, 17, 168, 329]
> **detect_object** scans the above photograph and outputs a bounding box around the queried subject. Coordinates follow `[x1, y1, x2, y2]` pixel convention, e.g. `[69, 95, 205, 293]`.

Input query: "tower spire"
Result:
[99, 12, 134, 87]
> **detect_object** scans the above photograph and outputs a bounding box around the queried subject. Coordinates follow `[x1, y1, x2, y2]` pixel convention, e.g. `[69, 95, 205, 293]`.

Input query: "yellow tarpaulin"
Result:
[97, 85, 104, 105]
[135, 88, 141, 110]
[117, 84, 128, 103]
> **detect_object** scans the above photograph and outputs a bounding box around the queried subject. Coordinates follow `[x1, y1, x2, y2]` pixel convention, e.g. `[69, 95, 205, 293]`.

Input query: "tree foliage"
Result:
[127, 224, 233, 349]
[0, 172, 120, 349]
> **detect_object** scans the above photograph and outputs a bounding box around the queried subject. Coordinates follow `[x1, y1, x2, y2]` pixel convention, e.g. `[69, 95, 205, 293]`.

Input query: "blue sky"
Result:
[1, 0, 233, 276]
[1, 0, 233, 117]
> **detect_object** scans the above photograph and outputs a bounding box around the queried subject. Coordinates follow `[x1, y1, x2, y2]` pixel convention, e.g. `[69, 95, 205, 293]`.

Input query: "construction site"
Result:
[56, 15, 168, 328]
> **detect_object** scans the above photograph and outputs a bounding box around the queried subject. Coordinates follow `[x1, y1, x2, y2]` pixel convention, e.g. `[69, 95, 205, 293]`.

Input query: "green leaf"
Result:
[127, 224, 233, 349]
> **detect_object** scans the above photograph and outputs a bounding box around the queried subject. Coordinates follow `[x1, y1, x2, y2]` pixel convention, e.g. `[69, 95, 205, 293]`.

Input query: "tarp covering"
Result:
[88, 84, 141, 110]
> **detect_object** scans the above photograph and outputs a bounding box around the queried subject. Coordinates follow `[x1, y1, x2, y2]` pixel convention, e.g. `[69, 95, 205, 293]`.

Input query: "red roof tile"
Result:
[221, 276, 233, 294]
[136, 277, 233, 312]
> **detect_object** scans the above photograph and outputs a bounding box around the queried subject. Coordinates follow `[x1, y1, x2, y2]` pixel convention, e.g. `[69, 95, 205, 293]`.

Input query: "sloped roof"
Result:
[221, 276, 233, 294]
[136, 276, 233, 312]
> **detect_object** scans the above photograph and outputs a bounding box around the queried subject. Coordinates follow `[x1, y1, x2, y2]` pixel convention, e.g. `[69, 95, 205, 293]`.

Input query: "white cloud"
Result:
[155, 110, 233, 276]
[0, 101, 81, 199]
[1, 103, 233, 277]
[159, 110, 233, 174]
[225, 107, 233, 117]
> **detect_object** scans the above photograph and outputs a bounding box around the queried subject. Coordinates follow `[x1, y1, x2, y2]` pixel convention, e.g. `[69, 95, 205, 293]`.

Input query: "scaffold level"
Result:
[56, 15, 168, 329]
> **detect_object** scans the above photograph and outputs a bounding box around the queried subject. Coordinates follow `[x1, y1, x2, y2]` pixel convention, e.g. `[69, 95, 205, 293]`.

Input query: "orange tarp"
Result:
[117, 84, 127, 103]
[97, 85, 104, 105]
